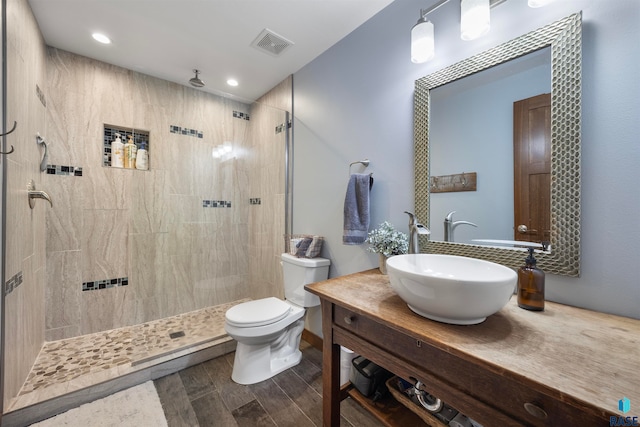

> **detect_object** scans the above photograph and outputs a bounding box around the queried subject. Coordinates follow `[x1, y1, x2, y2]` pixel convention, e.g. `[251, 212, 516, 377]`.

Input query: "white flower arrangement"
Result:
[365, 221, 409, 257]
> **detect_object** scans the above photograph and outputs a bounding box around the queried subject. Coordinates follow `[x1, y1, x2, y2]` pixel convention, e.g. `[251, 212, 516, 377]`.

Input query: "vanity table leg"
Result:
[321, 300, 341, 426]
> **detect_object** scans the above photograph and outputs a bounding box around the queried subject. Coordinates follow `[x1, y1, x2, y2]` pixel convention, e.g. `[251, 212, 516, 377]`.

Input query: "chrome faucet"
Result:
[404, 211, 430, 254]
[444, 211, 477, 242]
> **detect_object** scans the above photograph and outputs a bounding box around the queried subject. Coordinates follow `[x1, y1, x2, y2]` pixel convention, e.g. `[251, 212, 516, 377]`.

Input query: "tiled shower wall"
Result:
[3, 0, 48, 409]
[42, 47, 252, 340]
[248, 79, 292, 301]
[43, 47, 292, 342]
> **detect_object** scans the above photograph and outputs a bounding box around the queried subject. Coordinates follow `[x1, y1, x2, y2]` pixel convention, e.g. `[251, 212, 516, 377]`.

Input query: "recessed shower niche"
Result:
[103, 124, 150, 170]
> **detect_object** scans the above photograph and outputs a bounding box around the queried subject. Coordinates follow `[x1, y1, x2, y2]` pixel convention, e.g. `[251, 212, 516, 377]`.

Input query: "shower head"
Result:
[189, 69, 205, 88]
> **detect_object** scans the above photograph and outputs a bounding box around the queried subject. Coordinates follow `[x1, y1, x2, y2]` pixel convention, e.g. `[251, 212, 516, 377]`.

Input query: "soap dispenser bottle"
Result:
[124, 135, 137, 169]
[136, 141, 148, 170]
[517, 247, 545, 311]
[111, 133, 124, 168]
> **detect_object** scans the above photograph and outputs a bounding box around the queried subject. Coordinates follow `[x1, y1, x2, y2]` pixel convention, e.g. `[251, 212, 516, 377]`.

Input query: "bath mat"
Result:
[31, 381, 168, 426]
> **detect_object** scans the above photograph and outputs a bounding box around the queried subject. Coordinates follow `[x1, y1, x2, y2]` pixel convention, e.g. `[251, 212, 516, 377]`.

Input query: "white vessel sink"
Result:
[386, 254, 517, 325]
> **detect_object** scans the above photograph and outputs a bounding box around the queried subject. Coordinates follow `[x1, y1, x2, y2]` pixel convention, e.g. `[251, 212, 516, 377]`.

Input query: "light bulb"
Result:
[528, 0, 555, 7]
[411, 19, 435, 63]
[461, 0, 490, 41]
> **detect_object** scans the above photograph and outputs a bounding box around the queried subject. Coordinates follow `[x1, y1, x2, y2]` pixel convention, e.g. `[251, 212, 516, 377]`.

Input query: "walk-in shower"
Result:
[0, 8, 293, 422]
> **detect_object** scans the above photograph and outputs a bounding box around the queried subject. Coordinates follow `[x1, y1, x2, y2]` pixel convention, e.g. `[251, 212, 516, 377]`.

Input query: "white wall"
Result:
[293, 0, 640, 320]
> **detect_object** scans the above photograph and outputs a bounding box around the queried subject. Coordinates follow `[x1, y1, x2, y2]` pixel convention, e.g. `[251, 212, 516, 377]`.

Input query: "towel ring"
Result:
[348, 159, 370, 176]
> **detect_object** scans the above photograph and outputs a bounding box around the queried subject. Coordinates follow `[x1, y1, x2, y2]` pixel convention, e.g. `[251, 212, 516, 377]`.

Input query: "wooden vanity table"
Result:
[306, 269, 640, 426]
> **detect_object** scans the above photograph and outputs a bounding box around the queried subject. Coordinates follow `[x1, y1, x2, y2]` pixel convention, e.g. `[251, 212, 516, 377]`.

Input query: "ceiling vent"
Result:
[251, 29, 294, 57]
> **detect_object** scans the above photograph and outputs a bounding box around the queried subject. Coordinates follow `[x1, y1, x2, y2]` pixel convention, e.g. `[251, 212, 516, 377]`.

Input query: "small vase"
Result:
[378, 254, 389, 274]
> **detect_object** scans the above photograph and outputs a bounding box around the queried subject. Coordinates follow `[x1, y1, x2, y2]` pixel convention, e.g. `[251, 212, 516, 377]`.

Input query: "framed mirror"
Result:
[414, 13, 581, 276]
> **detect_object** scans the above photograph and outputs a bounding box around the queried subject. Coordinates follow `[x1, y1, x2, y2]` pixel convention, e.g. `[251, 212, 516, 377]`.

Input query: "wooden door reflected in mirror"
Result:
[513, 93, 551, 244]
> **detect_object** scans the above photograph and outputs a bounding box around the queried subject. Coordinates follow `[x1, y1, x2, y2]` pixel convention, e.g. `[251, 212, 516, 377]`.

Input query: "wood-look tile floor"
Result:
[154, 341, 383, 427]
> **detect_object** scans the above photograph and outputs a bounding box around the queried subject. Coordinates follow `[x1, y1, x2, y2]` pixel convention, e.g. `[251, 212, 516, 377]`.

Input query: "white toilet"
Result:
[224, 253, 330, 385]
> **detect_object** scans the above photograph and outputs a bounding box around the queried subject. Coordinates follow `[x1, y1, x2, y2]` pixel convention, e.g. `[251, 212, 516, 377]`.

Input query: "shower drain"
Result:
[169, 331, 185, 339]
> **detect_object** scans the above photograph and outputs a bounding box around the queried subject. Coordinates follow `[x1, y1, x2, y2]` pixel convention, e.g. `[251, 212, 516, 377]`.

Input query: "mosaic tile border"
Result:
[169, 125, 203, 138]
[233, 111, 250, 121]
[4, 271, 23, 296]
[46, 165, 83, 176]
[36, 84, 47, 107]
[103, 125, 150, 167]
[82, 277, 128, 292]
[249, 198, 261, 205]
[202, 200, 232, 208]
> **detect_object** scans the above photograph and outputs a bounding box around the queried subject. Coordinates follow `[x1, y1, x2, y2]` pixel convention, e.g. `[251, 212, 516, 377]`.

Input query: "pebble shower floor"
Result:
[10, 300, 245, 411]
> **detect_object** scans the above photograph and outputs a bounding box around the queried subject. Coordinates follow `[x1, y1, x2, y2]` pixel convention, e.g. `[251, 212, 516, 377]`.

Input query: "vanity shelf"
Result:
[307, 269, 639, 426]
[343, 383, 435, 427]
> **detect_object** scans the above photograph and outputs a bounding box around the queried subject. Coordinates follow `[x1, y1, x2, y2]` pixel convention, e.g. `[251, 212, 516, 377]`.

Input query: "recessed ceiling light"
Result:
[227, 79, 239, 87]
[92, 33, 111, 44]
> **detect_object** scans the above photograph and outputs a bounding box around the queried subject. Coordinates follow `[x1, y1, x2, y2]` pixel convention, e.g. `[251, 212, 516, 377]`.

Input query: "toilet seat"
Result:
[225, 297, 292, 328]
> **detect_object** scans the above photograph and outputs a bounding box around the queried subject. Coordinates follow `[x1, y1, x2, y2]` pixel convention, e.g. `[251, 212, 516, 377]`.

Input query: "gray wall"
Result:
[293, 0, 640, 320]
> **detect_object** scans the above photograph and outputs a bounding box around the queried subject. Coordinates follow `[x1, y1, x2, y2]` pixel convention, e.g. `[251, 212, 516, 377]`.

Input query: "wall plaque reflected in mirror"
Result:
[414, 13, 582, 276]
[430, 172, 477, 193]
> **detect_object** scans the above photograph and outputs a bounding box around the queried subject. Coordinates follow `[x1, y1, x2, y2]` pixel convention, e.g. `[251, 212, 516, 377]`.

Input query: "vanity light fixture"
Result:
[411, 0, 449, 64]
[92, 33, 111, 44]
[412, 0, 507, 63]
[411, 13, 435, 63]
[528, 0, 555, 7]
[460, 0, 491, 41]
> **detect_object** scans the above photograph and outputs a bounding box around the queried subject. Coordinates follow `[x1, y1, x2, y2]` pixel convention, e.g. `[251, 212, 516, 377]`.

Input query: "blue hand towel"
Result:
[343, 173, 373, 245]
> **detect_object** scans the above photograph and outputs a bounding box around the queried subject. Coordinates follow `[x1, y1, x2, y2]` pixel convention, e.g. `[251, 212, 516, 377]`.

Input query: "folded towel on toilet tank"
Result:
[294, 237, 313, 257]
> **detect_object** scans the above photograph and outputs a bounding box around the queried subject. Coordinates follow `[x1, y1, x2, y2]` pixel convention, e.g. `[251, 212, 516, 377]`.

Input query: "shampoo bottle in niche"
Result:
[111, 133, 124, 168]
[136, 141, 148, 170]
[124, 135, 137, 169]
[517, 247, 545, 311]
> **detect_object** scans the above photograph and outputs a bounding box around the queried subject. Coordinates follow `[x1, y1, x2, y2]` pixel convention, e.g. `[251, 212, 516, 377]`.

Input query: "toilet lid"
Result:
[226, 297, 292, 327]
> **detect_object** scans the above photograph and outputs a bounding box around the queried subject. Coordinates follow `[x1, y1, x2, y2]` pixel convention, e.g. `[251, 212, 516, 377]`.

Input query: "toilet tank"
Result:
[281, 253, 330, 307]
